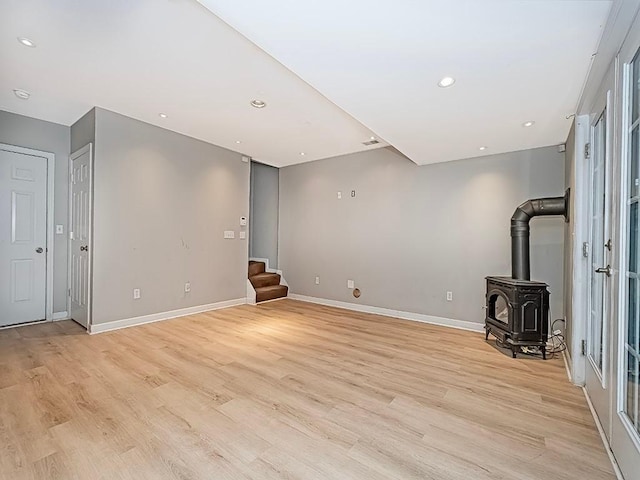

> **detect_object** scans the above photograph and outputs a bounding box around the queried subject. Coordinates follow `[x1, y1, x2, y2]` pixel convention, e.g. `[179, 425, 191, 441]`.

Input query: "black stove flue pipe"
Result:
[511, 189, 569, 280]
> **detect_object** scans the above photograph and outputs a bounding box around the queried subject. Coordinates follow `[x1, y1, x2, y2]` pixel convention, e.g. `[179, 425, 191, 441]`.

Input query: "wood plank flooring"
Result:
[0, 299, 614, 479]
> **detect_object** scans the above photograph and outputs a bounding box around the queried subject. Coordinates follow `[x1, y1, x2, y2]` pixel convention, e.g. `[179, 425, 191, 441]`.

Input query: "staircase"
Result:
[249, 261, 288, 303]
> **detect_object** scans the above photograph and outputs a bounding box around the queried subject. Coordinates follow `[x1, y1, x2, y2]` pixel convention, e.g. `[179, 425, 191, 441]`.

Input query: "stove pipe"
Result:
[511, 189, 569, 280]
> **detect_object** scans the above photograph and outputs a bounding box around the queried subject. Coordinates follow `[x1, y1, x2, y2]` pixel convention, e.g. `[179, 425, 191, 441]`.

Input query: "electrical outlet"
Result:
[315, 276, 320, 285]
[446, 291, 453, 301]
[224, 230, 235, 239]
[55, 224, 64, 235]
[553, 329, 562, 336]
[185, 282, 191, 293]
[239, 231, 246, 239]
[351, 190, 356, 197]
[347, 279, 354, 289]
[133, 288, 141, 300]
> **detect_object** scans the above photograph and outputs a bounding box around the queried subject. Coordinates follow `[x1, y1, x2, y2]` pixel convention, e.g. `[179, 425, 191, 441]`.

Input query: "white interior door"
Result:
[0, 147, 48, 327]
[586, 106, 613, 435]
[69, 145, 92, 329]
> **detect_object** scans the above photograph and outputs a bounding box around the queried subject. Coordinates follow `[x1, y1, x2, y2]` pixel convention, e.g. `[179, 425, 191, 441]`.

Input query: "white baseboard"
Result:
[288, 294, 484, 333]
[89, 298, 246, 334]
[53, 311, 69, 321]
[582, 388, 625, 480]
[562, 349, 574, 384]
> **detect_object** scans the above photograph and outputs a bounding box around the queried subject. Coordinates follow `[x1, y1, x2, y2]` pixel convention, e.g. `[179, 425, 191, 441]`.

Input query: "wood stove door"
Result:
[586, 101, 614, 437]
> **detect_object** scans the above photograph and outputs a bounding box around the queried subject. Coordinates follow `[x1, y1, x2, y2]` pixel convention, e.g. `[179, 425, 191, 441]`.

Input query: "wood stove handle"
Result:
[595, 265, 611, 277]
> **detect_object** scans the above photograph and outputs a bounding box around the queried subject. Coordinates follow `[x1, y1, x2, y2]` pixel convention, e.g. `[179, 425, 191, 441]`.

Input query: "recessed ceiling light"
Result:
[522, 121, 535, 127]
[300, 152, 305, 156]
[13, 89, 30, 100]
[250, 99, 267, 109]
[17, 37, 35, 48]
[438, 76, 456, 88]
[158, 113, 168, 118]
[370, 136, 376, 140]
[235, 140, 241, 144]
[479, 146, 488, 151]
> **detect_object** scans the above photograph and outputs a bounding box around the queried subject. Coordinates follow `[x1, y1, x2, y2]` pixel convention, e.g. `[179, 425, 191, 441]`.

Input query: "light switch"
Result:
[337, 191, 342, 199]
[239, 231, 246, 239]
[224, 230, 235, 239]
[347, 279, 354, 289]
[55, 224, 64, 235]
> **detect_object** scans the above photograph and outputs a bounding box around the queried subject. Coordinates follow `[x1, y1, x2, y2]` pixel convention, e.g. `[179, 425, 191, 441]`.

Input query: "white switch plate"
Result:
[185, 282, 191, 293]
[446, 291, 453, 301]
[315, 276, 320, 285]
[240, 216, 247, 226]
[347, 279, 354, 289]
[337, 191, 342, 199]
[239, 231, 246, 239]
[55, 224, 64, 234]
[133, 288, 141, 299]
[224, 230, 235, 239]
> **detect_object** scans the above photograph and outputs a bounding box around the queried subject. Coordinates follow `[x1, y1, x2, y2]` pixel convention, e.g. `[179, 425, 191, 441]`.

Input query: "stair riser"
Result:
[256, 286, 289, 303]
[248, 262, 265, 276]
[250, 274, 281, 288]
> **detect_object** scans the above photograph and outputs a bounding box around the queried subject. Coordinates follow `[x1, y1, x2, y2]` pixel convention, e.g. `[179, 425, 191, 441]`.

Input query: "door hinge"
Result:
[581, 339, 586, 356]
[582, 242, 589, 258]
[584, 142, 591, 159]
[68, 288, 71, 297]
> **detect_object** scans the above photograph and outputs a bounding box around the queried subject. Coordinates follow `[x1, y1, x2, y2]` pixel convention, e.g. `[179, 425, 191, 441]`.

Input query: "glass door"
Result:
[586, 107, 613, 436]
[611, 41, 640, 480]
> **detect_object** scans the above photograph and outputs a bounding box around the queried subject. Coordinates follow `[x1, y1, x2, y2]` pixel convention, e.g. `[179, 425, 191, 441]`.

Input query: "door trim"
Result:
[0, 143, 55, 323]
[67, 144, 93, 329]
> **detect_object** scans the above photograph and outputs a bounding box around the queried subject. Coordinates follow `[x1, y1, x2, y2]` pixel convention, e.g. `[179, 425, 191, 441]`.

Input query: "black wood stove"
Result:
[485, 276, 549, 359]
[484, 190, 568, 359]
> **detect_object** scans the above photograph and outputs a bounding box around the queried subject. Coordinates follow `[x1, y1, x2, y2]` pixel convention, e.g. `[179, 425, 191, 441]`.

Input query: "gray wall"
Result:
[564, 121, 576, 354]
[249, 161, 279, 268]
[0, 110, 70, 314]
[91, 108, 249, 325]
[280, 146, 566, 325]
[71, 108, 96, 153]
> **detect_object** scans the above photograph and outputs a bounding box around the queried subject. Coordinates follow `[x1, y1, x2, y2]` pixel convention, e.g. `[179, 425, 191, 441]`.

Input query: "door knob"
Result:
[35, 247, 43, 253]
[80, 246, 88, 252]
[595, 265, 611, 277]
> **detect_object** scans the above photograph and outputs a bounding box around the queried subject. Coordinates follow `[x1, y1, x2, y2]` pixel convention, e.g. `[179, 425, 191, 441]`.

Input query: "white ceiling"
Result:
[0, 0, 614, 167]
[199, 0, 612, 165]
[0, 0, 385, 167]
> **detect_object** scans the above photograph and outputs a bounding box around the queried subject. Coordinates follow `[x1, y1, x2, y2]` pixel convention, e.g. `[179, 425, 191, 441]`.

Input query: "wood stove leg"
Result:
[511, 347, 517, 359]
[542, 345, 547, 360]
[485, 328, 490, 341]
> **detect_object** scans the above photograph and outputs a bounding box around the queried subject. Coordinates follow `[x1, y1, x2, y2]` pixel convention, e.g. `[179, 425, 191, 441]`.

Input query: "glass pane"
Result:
[630, 278, 638, 354]
[631, 127, 639, 198]
[589, 115, 606, 371]
[625, 351, 639, 430]
[634, 57, 640, 123]
[630, 203, 638, 274]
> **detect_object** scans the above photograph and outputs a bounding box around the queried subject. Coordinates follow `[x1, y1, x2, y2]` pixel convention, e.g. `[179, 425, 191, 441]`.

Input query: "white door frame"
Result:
[0, 142, 55, 324]
[570, 113, 591, 386]
[67, 144, 93, 329]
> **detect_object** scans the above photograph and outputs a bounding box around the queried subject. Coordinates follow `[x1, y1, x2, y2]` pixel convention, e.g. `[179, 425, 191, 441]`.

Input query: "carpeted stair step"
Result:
[250, 272, 281, 289]
[255, 285, 289, 303]
[248, 261, 265, 277]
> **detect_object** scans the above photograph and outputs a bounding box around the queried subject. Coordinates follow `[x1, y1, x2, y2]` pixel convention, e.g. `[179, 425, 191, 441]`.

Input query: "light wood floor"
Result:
[0, 299, 614, 480]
